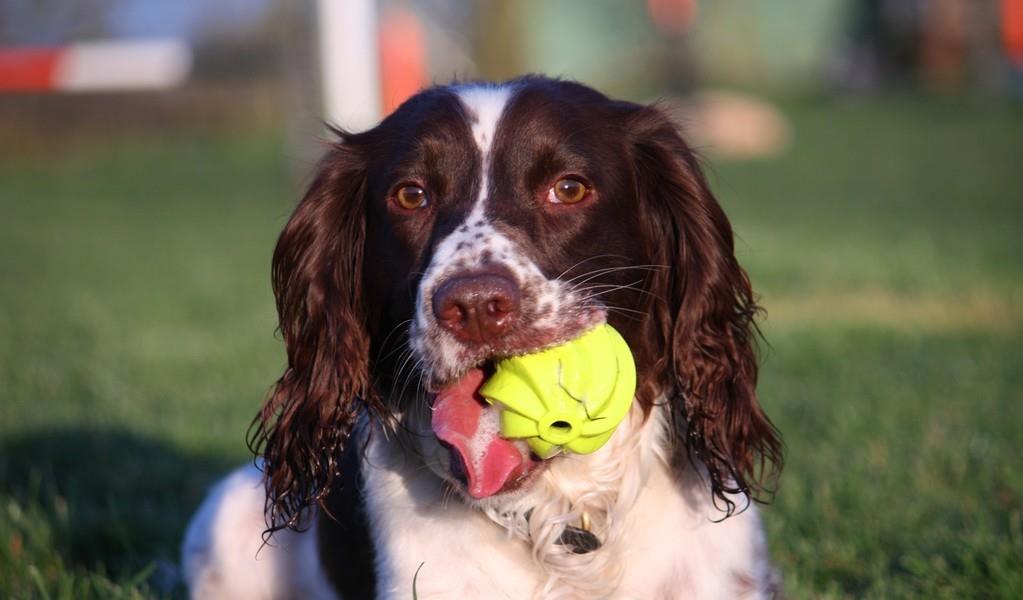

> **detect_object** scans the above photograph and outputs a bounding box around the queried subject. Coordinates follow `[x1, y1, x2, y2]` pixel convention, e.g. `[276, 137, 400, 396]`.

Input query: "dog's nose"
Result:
[432, 272, 520, 344]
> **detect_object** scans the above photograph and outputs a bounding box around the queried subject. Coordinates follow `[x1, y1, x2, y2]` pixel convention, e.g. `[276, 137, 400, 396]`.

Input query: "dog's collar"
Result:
[525, 509, 602, 554]
[557, 524, 602, 554]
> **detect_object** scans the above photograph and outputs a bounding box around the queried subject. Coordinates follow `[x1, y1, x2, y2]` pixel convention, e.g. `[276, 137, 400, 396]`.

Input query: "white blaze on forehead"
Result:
[456, 84, 515, 221]
[456, 84, 515, 160]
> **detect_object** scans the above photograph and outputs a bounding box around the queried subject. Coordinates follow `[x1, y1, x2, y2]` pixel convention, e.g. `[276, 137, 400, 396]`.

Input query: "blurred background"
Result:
[1, 1, 1020, 598]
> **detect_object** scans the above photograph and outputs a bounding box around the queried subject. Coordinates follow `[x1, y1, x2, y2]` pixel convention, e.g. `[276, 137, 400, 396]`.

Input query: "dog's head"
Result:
[251, 76, 781, 530]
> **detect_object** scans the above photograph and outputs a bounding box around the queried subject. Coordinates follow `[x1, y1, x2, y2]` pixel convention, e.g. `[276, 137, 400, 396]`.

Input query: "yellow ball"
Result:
[479, 324, 636, 458]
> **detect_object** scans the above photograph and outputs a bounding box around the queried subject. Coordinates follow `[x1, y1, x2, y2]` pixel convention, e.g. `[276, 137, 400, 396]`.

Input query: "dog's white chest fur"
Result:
[363, 434, 540, 598]
[361, 408, 773, 600]
[182, 406, 774, 600]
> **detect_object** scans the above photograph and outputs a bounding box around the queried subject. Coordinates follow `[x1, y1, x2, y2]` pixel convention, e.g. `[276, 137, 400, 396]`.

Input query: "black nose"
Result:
[432, 272, 520, 344]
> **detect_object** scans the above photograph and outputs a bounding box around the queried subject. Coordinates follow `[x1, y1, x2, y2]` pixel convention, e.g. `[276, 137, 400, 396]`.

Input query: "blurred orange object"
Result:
[1004, 0, 1023, 67]
[379, 7, 427, 116]
[645, 0, 697, 36]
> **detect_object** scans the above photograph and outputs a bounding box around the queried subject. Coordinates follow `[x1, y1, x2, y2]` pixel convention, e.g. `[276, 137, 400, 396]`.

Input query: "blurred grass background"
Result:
[1, 95, 1020, 599]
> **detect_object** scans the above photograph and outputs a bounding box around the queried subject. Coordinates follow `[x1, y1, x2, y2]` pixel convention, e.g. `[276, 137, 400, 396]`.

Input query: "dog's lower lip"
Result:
[430, 360, 496, 396]
[484, 463, 543, 496]
[431, 365, 547, 497]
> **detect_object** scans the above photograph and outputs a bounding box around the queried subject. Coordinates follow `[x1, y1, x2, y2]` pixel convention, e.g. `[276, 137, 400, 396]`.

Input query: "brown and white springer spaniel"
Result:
[182, 76, 783, 599]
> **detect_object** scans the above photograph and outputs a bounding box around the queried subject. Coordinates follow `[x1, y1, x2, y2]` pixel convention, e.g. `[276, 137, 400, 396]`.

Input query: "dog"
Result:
[182, 76, 783, 599]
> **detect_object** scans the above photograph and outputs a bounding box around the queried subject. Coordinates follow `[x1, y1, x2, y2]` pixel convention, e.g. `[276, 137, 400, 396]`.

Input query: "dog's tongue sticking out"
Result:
[431, 368, 532, 498]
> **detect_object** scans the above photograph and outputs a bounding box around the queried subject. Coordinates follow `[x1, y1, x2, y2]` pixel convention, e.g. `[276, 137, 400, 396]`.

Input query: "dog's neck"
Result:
[369, 401, 672, 598]
[479, 403, 670, 593]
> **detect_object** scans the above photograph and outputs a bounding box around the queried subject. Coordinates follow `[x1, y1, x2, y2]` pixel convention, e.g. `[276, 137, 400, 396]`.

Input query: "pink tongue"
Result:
[431, 368, 526, 498]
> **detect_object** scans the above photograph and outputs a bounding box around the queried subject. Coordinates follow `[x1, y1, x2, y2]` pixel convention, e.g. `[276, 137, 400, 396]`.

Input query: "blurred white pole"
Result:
[0, 39, 191, 92]
[57, 39, 192, 92]
[317, 0, 381, 132]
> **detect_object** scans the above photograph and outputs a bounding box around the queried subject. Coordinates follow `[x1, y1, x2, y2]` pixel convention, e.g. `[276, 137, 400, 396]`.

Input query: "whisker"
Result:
[379, 334, 415, 364]
[398, 356, 427, 404]
[603, 306, 649, 319]
[393, 347, 415, 379]
[574, 279, 662, 304]
[390, 348, 419, 403]
[571, 281, 645, 296]
[410, 358, 427, 401]
[580, 297, 650, 319]
[554, 254, 631, 280]
[376, 320, 414, 362]
[562, 264, 668, 287]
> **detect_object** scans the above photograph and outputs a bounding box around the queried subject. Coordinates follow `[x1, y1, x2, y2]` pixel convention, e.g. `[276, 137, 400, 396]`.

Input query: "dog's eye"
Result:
[394, 185, 428, 209]
[548, 177, 590, 205]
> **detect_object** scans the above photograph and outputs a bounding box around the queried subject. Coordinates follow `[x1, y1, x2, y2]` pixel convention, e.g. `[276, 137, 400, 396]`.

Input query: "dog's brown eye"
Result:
[394, 185, 428, 209]
[548, 177, 589, 205]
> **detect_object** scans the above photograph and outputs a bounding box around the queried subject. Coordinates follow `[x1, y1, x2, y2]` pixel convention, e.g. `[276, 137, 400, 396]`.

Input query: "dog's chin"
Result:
[434, 454, 548, 508]
[416, 311, 607, 501]
[422, 358, 546, 501]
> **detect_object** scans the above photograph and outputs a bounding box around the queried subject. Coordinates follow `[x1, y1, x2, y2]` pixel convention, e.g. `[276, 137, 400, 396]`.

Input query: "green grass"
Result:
[1, 96, 1021, 598]
[0, 133, 289, 598]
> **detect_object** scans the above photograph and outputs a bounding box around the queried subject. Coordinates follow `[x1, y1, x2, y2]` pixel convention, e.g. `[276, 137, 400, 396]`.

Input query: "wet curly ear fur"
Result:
[629, 106, 783, 516]
[248, 129, 386, 533]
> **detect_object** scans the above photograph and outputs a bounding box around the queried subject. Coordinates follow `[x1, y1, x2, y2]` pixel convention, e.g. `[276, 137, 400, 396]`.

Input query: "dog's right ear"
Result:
[249, 129, 385, 533]
[626, 106, 782, 516]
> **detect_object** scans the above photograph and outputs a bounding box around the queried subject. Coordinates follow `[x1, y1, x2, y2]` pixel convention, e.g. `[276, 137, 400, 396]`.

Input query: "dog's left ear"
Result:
[248, 128, 386, 533]
[627, 105, 782, 515]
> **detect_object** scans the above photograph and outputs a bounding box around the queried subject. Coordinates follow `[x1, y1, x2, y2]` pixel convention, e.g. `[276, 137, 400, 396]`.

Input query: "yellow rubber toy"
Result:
[479, 324, 636, 459]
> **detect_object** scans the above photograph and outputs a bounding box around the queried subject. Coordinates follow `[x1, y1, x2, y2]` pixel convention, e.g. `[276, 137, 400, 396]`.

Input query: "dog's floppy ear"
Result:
[628, 106, 782, 516]
[249, 129, 386, 532]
